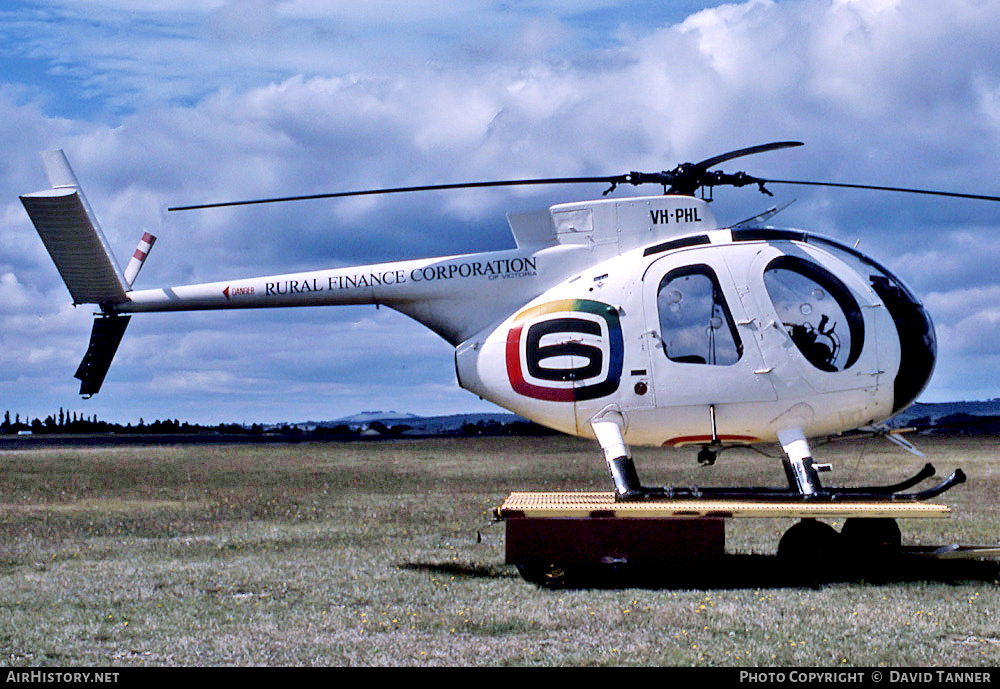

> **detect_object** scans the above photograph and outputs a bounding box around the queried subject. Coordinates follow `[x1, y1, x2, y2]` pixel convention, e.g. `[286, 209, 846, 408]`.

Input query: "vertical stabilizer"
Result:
[74, 315, 131, 397]
[20, 150, 128, 305]
[22, 150, 133, 396]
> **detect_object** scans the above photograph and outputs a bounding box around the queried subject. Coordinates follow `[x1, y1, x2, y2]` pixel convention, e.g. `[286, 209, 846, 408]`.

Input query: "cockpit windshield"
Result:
[731, 228, 936, 412]
[763, 256, 864, 372]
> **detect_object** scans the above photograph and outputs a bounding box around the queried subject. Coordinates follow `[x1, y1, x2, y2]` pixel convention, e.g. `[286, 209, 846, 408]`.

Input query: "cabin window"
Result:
[657, 266, 742, 365]
[763, 256, 864, 371]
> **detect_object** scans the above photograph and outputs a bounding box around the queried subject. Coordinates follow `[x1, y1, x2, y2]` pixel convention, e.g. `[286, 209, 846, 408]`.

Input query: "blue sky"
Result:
[4, 0, 1000, 425]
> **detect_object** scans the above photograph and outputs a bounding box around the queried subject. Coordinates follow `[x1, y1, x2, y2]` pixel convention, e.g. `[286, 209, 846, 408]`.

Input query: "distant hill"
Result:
[284, 411, 554, 437]
[890, 400, 1000, 424]
[319, 410, 422, 425]
[308, 402, 1000, 433]
[311, 402, 1000, 437]
[889, 400, 1000, 435]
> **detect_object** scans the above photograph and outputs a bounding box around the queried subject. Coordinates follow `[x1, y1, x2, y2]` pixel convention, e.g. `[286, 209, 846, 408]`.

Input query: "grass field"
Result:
[0, 434, 997, 666]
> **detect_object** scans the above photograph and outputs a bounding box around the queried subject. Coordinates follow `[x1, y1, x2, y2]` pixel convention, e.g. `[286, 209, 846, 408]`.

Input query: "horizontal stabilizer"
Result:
[20, 151, 127, 305]
[75, 315, 131, 397]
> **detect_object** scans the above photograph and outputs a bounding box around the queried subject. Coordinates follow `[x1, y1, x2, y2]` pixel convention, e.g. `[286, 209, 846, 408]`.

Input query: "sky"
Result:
[3, 0, 1000, 425]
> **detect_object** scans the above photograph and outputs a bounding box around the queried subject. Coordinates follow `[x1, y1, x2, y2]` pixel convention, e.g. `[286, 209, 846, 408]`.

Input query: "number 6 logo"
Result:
[506, 299, 623, 402]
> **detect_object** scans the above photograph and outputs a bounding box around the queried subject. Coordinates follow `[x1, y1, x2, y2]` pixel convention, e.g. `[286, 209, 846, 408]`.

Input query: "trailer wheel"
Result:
[840, 518, 901, 557]
[777, 519, 842, 580]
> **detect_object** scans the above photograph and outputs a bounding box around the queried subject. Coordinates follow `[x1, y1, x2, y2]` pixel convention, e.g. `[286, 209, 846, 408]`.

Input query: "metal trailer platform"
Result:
[495, 491, 953, 520]
[495, 492, 998, 586]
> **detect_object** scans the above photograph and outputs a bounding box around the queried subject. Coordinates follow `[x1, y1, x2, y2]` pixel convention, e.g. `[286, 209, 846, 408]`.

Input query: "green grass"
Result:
[0, 435, 997, 666]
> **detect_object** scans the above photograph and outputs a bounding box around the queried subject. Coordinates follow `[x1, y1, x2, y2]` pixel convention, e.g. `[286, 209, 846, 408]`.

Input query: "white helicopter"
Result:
[21, 142, 997, 503]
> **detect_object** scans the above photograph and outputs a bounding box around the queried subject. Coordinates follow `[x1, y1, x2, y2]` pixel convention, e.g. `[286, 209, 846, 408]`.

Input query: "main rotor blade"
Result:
[693, 141, 804, 171]
[760, 178, 1000, 202]
[167, 175, 624, 211]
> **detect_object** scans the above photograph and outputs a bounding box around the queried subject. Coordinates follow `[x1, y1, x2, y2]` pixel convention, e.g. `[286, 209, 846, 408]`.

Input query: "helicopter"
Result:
[20, 142, 1000, 504]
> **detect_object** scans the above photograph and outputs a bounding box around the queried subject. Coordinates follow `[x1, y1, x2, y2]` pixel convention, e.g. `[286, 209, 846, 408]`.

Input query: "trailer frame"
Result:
[495, 492, 998, 586]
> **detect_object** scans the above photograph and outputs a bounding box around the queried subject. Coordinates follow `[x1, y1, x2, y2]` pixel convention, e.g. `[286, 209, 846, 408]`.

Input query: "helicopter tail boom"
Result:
[114, 247, 552, 345]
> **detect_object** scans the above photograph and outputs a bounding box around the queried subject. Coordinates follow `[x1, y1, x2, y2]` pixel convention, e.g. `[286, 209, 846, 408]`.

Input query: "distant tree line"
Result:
[0, 408, 266, 436]
[311, 419, 556, 438]
[459, 419, 557, 436]
[906, 413, 1000, 436]
[0, 409, 557, 438]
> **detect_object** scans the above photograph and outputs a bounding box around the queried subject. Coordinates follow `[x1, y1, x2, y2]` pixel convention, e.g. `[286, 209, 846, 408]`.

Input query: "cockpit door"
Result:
[641, 247, 776, 408]
[740, 241, 881, 396]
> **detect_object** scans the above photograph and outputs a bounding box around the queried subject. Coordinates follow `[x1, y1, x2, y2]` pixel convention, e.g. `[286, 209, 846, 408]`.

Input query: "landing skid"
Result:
[595, 421, 966, 504]
[620, 463, 966, 503]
